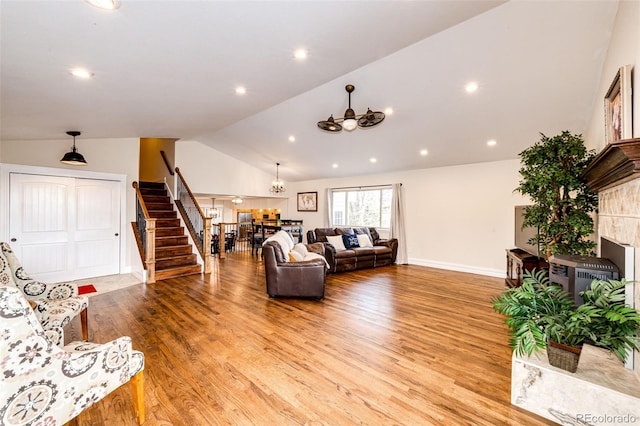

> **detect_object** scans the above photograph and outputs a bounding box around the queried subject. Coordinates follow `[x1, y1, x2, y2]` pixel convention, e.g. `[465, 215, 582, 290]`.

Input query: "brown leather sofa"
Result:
[306, 227, 398, 273]
[263, 240, 327, 299]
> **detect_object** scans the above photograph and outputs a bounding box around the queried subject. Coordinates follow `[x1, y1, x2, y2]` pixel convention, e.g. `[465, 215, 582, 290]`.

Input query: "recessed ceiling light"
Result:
[487, 139, 497, 147]
[70, 68, 94, 79]
[85, 0, 120, 10]
[384, 107, 394, 115]
[369, 157, 377, 163]
[235, 86, 246, 95]
[293, 49, 308, 60]
[288, 135, 296, 142]
[420, 149, 428, 156]
[332, 163, 338, 168]
[465, 81, 479, 93]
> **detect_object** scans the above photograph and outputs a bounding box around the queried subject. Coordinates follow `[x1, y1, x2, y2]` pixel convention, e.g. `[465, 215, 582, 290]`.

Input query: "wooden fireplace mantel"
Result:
[582, 138, 640, 192]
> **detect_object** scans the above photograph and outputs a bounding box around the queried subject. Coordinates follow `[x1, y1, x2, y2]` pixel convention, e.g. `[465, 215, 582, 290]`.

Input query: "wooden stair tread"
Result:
[136, 180, 202, 281]
[154, 264, 201, 280]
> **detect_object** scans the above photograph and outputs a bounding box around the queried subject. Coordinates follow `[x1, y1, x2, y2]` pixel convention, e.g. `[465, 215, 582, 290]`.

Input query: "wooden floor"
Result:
[67, 252, 553, 425]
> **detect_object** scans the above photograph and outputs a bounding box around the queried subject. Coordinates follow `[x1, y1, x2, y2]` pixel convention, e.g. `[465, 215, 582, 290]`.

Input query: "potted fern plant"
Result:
[492, 270, 640, 372]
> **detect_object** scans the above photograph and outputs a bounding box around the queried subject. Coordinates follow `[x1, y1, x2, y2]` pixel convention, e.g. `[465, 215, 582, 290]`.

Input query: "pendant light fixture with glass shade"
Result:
[317, 84, 385, 133]
[270, 163, 285, 194]
[60, 131, 87, 166]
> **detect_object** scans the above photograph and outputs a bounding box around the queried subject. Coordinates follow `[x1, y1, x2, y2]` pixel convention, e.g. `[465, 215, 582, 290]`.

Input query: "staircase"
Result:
[138, 181, 201, 280]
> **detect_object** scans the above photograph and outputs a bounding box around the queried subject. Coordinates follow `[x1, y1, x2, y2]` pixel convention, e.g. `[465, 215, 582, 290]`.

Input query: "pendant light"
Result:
[60, 131, 87, 166]
[270, 163, 285, 194]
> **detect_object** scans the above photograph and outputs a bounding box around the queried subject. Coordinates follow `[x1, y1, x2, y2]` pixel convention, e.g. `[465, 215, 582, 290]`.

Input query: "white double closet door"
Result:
[9, 173, 121, 282]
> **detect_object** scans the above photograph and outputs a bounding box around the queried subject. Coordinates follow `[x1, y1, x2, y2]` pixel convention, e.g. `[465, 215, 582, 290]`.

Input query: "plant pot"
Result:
[547, 340, 582, 373]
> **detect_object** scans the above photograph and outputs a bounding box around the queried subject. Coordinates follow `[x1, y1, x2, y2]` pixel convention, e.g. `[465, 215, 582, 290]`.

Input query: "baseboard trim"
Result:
[408, 258, 504, 278]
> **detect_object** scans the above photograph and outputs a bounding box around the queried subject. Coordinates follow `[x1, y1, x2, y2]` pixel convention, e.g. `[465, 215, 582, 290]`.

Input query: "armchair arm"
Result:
[274, 258, 327, 270]
[375, 238, 398, 262]
[64, 336, 140, 377]
[320, 243, 338, 273]
[306, 242, 325, 257]
[33, 296, 89, 333]
[306, 230, 318, 244]
[21, 280, 80, 301]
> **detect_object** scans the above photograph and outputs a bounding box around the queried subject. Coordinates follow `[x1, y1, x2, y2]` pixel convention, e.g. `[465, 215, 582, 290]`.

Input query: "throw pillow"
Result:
[357, 234, 373, 248]
[289, 250, 304, 262]
[292, 243, 308, 257]
[342, 233, 360, 249]
[326, 235, 346, 251]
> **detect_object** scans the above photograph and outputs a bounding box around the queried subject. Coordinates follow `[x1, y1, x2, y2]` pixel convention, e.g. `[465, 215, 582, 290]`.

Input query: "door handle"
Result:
[10, 238, 16, 242]
[115, 233, 119, 237]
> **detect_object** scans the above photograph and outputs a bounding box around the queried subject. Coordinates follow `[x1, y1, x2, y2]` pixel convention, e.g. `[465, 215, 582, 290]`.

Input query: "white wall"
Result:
[175, 140, 285, 198]
[585, 0, 639, 149]
[286, 159, 529, 277]
[0, 137, 141, 275]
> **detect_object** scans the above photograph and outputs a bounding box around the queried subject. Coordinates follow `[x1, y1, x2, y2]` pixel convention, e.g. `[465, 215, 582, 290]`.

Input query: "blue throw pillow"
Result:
[342, 233, 360, 249]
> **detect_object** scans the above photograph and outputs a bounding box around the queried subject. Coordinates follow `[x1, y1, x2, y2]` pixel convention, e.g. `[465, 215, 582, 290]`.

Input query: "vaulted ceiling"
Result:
[0, 1, 619, 181]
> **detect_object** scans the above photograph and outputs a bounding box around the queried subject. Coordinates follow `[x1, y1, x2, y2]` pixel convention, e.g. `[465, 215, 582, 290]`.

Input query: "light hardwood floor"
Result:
[68, 252, 553, 425]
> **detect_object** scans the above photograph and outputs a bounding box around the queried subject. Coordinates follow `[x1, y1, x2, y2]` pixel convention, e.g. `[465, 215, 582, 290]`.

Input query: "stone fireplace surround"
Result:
[583, 137, 640, 378]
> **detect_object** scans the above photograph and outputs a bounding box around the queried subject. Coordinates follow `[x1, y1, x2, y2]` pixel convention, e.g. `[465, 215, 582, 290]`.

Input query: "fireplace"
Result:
[583, 137, 640, 377]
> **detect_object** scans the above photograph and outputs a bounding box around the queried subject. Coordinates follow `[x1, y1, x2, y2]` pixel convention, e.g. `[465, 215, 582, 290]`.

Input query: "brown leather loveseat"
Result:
[263, 240, 327, 299]
[306, 227, 398, 273]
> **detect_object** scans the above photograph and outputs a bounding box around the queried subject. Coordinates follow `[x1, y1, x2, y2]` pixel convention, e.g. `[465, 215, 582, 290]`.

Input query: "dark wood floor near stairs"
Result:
[67, 253, 553, 425]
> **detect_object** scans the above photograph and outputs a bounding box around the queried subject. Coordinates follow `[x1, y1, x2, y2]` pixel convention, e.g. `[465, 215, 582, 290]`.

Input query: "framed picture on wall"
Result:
[297, 192, 318, 212]
[604, 64, 633, 145]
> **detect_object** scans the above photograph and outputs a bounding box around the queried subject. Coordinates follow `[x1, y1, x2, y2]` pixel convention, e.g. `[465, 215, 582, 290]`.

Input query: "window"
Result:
[331, 186, 392, 229]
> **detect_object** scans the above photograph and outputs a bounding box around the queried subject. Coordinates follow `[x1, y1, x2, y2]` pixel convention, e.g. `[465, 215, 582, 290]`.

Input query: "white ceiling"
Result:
[1, 1, 619, 182]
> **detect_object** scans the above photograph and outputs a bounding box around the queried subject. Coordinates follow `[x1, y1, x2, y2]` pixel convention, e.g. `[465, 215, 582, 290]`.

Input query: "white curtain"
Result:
[325, 187, 332, 227]
[390, 183, 408, 264]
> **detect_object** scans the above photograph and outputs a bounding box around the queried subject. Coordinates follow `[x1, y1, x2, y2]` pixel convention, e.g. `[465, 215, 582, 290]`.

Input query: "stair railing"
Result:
[132, 182, 157, 283]
[174, 167, 212, 273]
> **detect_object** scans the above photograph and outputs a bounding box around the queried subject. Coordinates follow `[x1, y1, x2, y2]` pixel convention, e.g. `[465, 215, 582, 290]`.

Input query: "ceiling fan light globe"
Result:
[342, 118, 357, 131]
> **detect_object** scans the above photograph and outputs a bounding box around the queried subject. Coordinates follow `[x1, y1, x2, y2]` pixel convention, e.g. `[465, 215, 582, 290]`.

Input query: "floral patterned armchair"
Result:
[0, 285, 145, 425]
[0, 242, 89, 345]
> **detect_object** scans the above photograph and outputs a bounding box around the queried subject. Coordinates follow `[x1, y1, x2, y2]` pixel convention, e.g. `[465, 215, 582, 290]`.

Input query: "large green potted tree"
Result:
[515, 131, 598, 258]
[493, 270, 640, 373]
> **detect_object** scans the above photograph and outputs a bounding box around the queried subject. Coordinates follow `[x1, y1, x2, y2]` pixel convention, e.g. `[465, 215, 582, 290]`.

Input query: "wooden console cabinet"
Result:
[505, 248, 548, 287]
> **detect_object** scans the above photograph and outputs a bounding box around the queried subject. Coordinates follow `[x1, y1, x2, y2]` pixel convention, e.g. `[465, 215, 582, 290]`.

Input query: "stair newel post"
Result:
[218, 222, 226, 259]
[146, 218, 156, 283]
[203, 216, 212, 273]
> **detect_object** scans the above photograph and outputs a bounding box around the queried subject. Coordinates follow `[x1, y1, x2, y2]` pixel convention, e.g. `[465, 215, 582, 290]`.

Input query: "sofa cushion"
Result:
[315, 228, 337, 242]
[335, 228, 354, 236]
[352, 247, 375, 256]
[372, 245, 392, 256]
[326, 235, 346, 251]
[353, 227, 373, 241]
[342, 233, 360, 249]
[334, 249, 356, 259]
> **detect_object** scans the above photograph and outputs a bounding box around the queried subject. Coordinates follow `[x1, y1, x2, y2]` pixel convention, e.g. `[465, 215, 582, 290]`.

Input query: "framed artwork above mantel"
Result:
[604, 64, 633, 145]
[297, 192, 317, 212]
